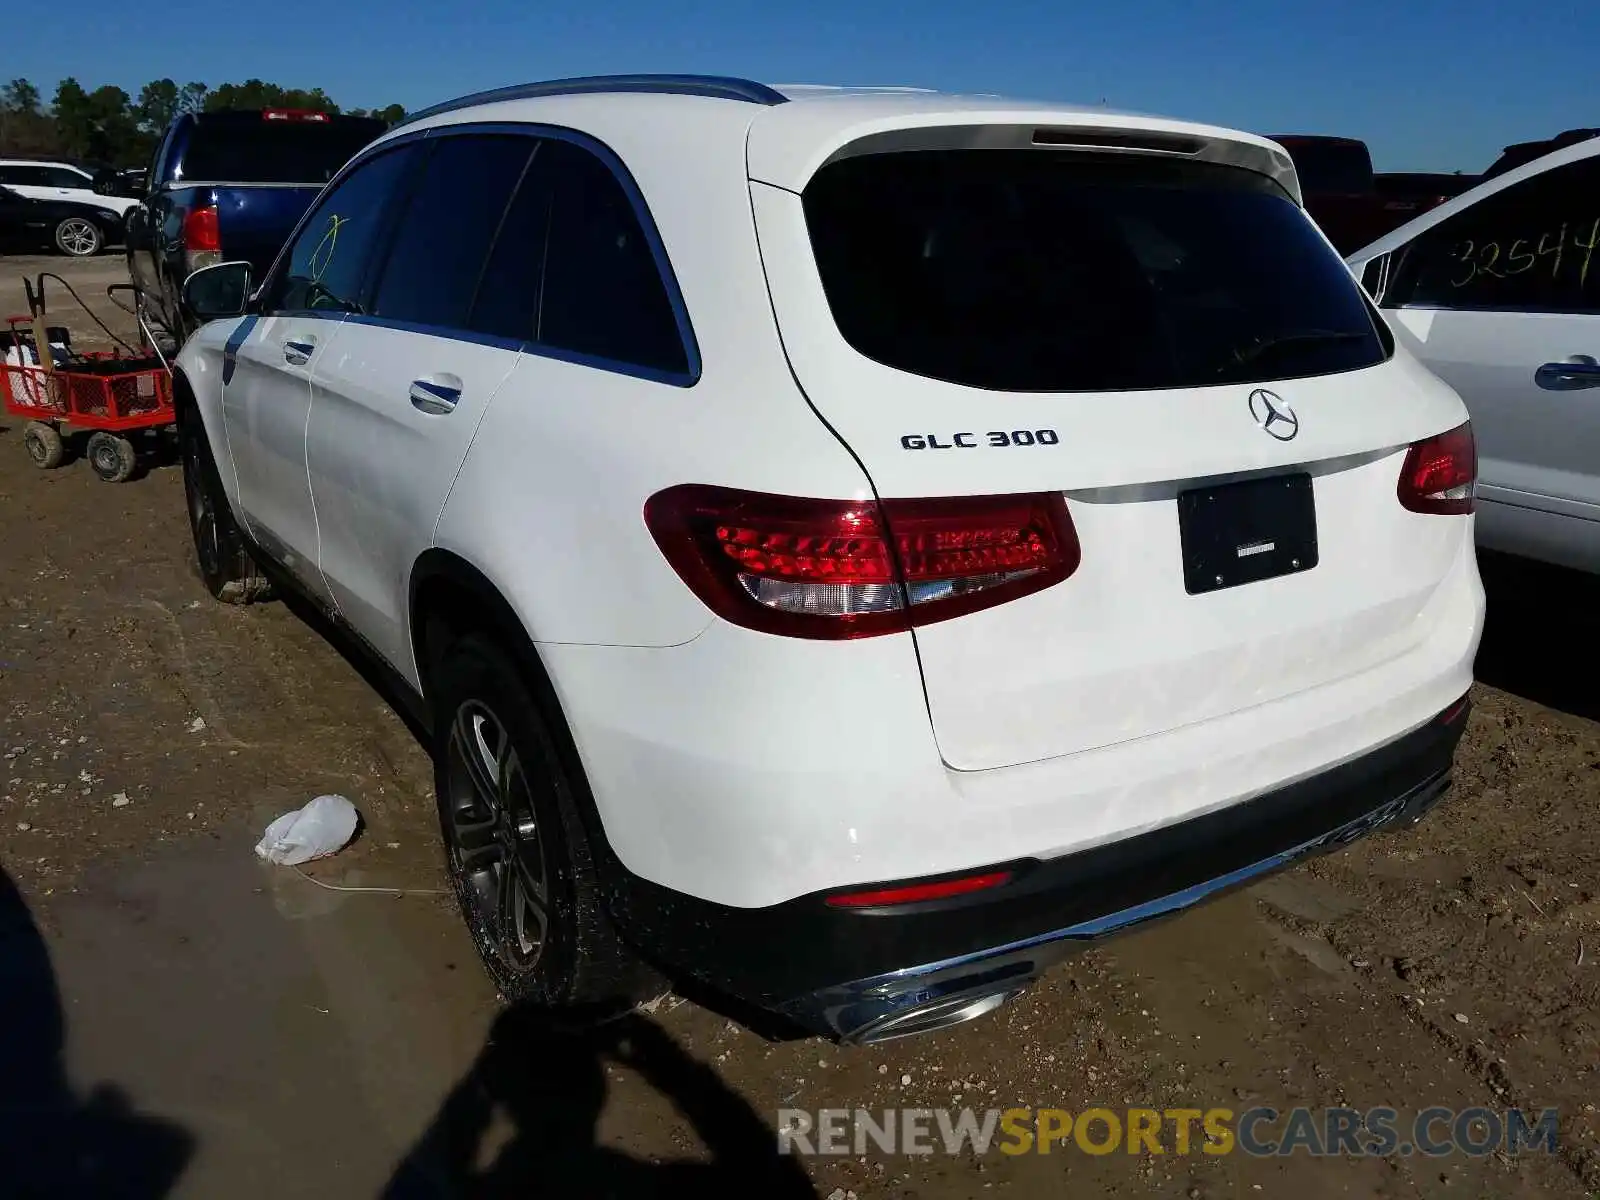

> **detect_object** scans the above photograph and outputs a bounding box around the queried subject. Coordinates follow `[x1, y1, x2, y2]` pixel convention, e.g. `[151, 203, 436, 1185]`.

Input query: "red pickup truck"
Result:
[1269, 135, 1392, 254]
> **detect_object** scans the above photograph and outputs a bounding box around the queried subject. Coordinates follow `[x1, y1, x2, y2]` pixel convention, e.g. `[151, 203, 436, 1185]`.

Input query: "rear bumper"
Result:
[606, 693, 1470, 1040]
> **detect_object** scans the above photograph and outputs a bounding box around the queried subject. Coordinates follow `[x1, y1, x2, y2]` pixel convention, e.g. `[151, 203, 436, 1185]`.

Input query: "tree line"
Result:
[0, 77, 407, 167]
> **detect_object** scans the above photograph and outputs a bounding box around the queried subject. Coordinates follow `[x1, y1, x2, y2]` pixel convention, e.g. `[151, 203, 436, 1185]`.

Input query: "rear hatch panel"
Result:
[749, 139, 1471, 772]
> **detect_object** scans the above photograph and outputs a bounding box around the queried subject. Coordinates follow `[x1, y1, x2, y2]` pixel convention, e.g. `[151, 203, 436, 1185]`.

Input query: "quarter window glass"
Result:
[370, 135, 534, 330]
[265, 144, 419, 314]
[1386, 157, 1600, 312]
[537, 139, 688, 375]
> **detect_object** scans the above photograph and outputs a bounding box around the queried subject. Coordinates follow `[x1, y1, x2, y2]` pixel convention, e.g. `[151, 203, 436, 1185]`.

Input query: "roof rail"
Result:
[398, 74, 789, 127]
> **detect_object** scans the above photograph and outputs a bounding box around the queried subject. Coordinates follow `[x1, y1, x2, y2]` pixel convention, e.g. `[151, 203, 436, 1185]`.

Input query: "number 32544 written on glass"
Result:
[1449, 217, 1599, 291]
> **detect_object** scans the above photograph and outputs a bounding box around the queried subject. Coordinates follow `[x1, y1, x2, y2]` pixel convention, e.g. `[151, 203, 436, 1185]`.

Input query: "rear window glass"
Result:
[802, 151, 1390, 392]
[179, 118, 387, 184]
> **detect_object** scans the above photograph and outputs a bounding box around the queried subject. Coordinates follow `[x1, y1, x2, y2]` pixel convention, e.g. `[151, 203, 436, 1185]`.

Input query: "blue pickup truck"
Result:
[125, 108, 387, 344]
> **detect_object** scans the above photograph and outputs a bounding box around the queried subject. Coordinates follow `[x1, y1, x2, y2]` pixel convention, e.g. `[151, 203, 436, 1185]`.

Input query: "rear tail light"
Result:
[643, 485, 1080, 639]
[181, 204, 222, 274]
[825, 870, 1014, 908]
[1397, 422, 1476, 515]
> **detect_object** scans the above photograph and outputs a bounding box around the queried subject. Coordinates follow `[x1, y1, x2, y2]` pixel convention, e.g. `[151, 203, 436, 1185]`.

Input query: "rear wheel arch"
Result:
[409, 551, 548, 705]
[408, 549, 635, 904]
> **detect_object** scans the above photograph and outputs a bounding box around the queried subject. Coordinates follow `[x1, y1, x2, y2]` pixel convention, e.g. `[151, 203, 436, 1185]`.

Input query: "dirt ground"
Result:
[0, 253, 1597, 1199]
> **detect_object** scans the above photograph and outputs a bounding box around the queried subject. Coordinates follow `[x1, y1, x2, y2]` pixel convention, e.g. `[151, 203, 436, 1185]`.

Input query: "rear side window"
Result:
[265, 144, 419, 314]
[1384, 156, 1600, 313]
[180, 118, 387, 184]
[369, 134, 535, 330]
[803, 151, 1389, 392]
[536, 139, 688, 377]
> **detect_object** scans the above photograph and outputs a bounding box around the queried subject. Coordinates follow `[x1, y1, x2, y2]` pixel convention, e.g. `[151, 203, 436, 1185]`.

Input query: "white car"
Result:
[172, 76, 1483, 1042]
[1348, 136, 1600, 574]
[0, 158, 139, 216]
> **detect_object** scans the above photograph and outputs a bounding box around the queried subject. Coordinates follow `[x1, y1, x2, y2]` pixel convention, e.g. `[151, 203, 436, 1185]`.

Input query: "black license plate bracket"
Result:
[1178, 473, 1318, 595]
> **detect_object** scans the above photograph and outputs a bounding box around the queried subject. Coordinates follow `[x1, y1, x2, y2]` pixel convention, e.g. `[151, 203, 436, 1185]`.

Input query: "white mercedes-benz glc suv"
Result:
[172, 75, 1484, 1043]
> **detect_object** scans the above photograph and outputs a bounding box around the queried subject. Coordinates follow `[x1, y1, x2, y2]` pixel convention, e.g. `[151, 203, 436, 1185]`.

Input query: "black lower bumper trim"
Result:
[603, 696, 1470, 1034]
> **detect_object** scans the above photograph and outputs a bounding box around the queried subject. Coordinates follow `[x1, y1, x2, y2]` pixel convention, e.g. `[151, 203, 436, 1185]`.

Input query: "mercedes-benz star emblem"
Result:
[1248, 389, 1299, 441]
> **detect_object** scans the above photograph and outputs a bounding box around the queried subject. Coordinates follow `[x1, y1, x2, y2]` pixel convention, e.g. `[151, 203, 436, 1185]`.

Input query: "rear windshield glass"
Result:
[802, 151, 1390, 392]
[1279, 141, 1373, 194]
[179, 118, 387, 185]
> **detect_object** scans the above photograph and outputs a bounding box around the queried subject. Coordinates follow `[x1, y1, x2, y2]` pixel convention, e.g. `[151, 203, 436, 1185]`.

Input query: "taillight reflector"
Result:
[182, 204, 221, 254]
[643, 485, 1080, 639]
[825, 871, 1013, 908]
[1398, 422, 1476, 515]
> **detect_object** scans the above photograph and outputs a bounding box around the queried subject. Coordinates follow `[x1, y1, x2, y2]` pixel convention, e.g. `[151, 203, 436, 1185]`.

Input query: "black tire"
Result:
[431, 631, 649, 1009]
[53, 216, 102, 257]
[85, 431, 136, 483]
[179, 406, 271, 603]
[22, 422, 64, 469]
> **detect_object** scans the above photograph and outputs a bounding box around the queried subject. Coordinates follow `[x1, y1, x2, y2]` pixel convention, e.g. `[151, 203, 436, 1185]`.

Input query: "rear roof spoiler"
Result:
[780, 122, 1300, 204]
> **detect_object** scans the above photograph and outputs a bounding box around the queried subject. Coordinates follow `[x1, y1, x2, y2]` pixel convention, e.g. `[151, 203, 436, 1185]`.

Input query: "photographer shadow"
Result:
[382, 1004, 818, 1200]
[0, 865, 193, 1199]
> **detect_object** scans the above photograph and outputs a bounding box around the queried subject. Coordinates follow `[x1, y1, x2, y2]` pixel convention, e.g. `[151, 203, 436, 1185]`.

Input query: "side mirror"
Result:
[182, 261, 253, 321]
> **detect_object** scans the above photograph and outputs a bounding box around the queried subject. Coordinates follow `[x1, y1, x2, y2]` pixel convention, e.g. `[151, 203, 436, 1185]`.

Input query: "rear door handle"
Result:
[283, 337, 317, 366]
[1535, 356, 1600, 391]
[410, 376, 462, 415]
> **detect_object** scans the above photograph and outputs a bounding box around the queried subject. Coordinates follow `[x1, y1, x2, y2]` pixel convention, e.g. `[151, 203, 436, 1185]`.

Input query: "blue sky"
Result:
[14, 0, 1595, 172]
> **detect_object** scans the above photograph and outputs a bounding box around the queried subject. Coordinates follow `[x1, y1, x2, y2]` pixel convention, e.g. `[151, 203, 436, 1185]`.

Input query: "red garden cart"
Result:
[0, 277, 175, 483]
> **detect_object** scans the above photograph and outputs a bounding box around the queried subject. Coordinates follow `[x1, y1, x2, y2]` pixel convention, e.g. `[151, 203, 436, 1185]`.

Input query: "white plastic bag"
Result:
[255, 794, 359, 866]
[4, 340, 71, 406]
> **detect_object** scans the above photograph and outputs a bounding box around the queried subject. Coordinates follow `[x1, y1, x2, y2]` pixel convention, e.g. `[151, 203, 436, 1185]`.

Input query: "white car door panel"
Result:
[1388, 309, 1600, 509]
[221, 140, 424, 609]
[220, 312, 341, 599]
[307, 324, 519, 674]
[1350, 147, 1600, 561]
[303, 131, 544, 683]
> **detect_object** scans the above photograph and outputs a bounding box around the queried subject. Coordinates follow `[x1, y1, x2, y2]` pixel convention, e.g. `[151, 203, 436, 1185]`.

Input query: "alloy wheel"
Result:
[182, 430, 220, 578]
[57, 218, 98, 256]
[444, 700, 550, 970]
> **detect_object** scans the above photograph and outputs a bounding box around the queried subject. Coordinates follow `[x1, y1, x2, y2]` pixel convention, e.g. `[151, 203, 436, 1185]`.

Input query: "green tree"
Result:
[178, 81, 208, 115]
[136, 78, 179, 132]
[0, 77, 54, 154]
[51, 79, 143, 164]
[205, 79, 341, 114]
[51, 77, 95, 155]
[376, 103, 406, 123]
[1, 78, 43, 114]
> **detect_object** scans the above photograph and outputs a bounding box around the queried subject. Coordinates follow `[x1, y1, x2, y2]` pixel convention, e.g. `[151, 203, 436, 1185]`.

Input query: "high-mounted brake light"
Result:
[825, 871, 1014, 908]
[262, 108, 330, 122]
[644, 485, 1080, 639]
[181, 204, 222, 274]
[1397, 422, 1476, 515]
